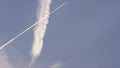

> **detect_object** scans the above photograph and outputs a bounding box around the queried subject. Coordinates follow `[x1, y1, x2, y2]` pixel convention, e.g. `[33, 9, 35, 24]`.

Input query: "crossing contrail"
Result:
[0, 2, 67, 50]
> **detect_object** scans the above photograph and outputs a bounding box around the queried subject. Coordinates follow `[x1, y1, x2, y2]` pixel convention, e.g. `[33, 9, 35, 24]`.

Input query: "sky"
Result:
[0, 0, 120, 68]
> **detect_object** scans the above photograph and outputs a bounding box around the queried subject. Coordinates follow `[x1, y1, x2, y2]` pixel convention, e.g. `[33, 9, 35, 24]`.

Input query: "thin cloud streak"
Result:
[49, 62, 64, 68]
[0, 51, 13, 68]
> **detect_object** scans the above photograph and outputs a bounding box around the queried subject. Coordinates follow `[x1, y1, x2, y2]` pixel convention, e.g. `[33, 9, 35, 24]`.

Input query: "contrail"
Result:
[29, 0, 52, 67]
[29, 0, 67, 67]
[0, 2, 67, 50]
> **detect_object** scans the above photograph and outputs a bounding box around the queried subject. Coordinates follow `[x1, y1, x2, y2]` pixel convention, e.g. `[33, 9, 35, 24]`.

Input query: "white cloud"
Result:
[49, 62, 64, 68]
[0, 50, 13, 68]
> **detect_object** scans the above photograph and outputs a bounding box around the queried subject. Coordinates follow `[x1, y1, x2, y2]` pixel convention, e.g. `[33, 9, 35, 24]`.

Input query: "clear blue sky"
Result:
[0, 0, 120, 68]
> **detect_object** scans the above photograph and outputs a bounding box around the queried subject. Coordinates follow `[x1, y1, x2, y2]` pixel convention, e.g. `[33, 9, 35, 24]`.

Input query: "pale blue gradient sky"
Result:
[0, 0, 120, 68]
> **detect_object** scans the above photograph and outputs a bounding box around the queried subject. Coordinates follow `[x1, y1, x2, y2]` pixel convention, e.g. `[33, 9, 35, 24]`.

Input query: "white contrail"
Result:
[29, 0, 67, 67]
[0, 2, 67, 50]
[31, 0, 52, 59]
[29, 0, 52, 67]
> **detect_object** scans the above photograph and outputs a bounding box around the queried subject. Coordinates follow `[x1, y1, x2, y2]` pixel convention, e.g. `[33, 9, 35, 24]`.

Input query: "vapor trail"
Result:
[29, 0, 52, 67]
[29, 0, 67, 67]
[0, 2, 66, 50]
[29, 0, 67, 68]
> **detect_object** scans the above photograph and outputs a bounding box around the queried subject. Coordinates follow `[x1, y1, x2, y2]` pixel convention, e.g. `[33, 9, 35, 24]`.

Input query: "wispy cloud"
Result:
[0, 50, 13, 68]
[49, 62, 64, 68]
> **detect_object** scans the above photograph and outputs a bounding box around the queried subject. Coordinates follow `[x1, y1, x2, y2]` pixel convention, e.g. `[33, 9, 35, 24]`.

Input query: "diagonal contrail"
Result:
[0, 2, 67, 50]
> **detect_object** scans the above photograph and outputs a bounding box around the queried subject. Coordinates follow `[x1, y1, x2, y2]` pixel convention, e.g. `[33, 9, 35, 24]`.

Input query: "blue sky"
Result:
[0, 0, 120, 68]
